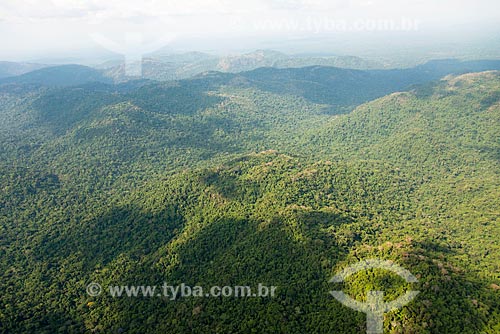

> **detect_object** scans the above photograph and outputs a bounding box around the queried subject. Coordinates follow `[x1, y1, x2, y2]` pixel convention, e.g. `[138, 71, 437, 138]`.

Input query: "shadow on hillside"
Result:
[31, 81, 225, 135]
[99, 226, 499, 334]
[32, 203, 185, 268]
[88, 211, 359, 333]
[127, 82, 224, 116]
[18, 202, 500, 334]
[345, 239, 500, 334]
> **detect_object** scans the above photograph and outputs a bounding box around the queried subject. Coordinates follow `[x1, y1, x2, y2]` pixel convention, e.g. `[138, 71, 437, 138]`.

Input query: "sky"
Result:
[0, 0, 499, 62]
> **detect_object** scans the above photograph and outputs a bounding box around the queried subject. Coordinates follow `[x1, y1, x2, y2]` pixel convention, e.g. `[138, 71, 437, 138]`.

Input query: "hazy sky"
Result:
[1, 0, 499, 61]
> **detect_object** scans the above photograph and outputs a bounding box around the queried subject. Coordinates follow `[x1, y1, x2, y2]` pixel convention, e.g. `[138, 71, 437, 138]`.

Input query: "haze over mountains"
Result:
[5, 49, 500, 86]
[0, 61, 48, 79]
[100, 50, 385, 82]
[2, 55, 500, 115]
[1, 49, 383, 85]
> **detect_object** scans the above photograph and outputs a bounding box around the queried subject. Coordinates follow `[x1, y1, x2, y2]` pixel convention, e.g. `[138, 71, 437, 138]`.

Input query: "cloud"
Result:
[266, 0, 351, 11]
[0, 0, 91, 22]
[1, 0, 499, 24]
[0, 0, 498, 60]
[0, 0, 271, 22]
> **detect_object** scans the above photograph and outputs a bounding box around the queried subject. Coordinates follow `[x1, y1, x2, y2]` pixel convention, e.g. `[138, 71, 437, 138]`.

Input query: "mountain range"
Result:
[0, 59, 499, 333]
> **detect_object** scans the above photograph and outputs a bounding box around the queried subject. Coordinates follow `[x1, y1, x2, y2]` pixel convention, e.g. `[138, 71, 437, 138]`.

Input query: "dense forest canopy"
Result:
[0, 62, 499, 333]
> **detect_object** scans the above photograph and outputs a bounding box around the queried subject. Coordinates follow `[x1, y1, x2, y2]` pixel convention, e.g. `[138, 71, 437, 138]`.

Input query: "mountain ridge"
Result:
[0, 67, 499, 333]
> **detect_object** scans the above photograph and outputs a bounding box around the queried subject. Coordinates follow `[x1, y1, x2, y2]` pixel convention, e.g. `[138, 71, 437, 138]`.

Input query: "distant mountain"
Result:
[214, 50, 288, 72]
[2, 60, 500, 171]
[415, 58, 500, 75]
[275, 54, 383, 69]
[190, 59, 500, 112]
[312, 70, 500, 166]
[152, 51, 217, 64]
[0, 61, 48, 79]
[2, 58, 500, 116]
[101, 57, 500, 112]
[0, 64, 112, 87]
[102, 50, 384, 82]
[101, 52, 218, 82]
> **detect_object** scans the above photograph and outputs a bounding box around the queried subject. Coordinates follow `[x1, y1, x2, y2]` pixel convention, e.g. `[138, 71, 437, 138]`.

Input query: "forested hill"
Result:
[0, 64, 112, 87]
[0, 70, 499, 333]
[0, 61, 48, 79]
[223, 59, 500, 104]
[2, 59, 500, 105]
